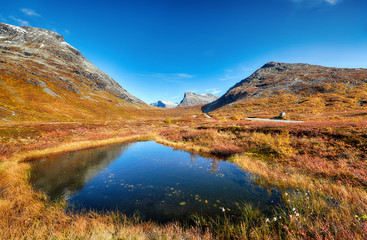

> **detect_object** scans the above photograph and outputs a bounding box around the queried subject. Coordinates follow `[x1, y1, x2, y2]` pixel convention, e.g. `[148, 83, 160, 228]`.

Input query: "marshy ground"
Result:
[0, 111, 366, 239]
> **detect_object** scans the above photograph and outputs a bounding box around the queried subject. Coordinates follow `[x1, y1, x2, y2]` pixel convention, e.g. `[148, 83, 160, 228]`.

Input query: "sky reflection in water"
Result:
[30, 141, 281, 223]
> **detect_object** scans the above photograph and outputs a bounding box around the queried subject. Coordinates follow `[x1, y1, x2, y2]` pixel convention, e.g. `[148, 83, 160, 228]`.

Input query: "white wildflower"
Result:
[221, 207, 225, 212]
[266, 218, 270, 223]
[273, 217, 277, 221]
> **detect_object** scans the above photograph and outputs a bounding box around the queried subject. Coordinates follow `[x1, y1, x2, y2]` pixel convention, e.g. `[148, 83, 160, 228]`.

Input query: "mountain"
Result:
[0, 22, 146, 122]
[150, 100, 178, 108]
[178, 92, 218, 107]
[202, 62, 367, 112]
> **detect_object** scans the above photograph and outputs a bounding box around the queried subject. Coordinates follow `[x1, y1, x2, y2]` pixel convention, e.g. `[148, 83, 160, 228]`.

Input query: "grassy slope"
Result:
[210, 83, 367, 121]
[0, 71, 143, 122]
[0, 64, 204, 123]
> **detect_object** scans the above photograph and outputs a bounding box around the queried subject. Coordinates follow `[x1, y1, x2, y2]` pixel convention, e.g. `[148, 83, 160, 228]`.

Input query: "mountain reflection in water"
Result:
[30, 143, 133, 200]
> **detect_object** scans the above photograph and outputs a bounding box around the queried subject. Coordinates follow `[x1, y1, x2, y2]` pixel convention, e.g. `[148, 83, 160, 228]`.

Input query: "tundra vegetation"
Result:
[1, 23, 366, 239]
[0, 97, 366, 239]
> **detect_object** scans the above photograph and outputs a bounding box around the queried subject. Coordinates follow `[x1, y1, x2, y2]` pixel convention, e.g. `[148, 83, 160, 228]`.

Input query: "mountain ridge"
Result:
[202, 61, 367, 112]
[178, 92, 218, 107]
[0, 22, 145, 105]
[0, 22, 146, 122]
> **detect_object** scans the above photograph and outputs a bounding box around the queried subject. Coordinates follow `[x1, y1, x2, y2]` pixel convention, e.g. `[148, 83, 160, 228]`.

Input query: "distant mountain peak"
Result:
[178, 91, 218, 107]
[150, 100, 178, 108]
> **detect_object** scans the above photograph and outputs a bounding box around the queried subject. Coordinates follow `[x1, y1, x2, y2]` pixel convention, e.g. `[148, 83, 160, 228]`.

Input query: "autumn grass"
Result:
[1, 118, 367, 239]
[0, 125, 211, 239]
[211, 83, 367, 122]
[0, 160, 211, 239]
[161, 120, 367, 187]
[157, 118, 367, 238]
[16, 135, 155, 162]
[155, 137, 211, 156]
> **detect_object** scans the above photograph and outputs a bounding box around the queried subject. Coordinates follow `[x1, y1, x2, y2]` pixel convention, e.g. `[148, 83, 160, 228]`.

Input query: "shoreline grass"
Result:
[0, 131, 212, 239]
[18, 135, 155, 162]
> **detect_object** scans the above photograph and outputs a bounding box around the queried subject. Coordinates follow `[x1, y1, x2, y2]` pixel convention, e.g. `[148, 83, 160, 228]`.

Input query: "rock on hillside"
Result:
[178, 92, 218, 107]
[150, 100, 178, 108]
[202, 62, 367, 112]
[0, 22, 146, 121]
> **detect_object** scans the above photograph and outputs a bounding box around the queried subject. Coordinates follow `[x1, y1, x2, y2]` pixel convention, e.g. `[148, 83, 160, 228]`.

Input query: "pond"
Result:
[30, 141, 281, 223]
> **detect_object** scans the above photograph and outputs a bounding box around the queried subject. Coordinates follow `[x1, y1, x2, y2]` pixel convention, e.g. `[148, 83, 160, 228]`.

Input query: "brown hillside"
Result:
[202, 62, 367, 119]
[0, 22, 148, 122]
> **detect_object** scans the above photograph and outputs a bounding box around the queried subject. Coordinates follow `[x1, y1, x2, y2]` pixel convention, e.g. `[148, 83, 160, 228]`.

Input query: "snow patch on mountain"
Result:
[150, 100, 178, 108]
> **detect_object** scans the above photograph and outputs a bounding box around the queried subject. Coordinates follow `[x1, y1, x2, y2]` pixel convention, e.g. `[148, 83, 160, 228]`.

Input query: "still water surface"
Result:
[30, 141, 280, 222]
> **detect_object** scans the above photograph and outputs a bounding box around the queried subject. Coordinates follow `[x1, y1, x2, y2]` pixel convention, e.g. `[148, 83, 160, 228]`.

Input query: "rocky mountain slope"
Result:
[202, 62, 367, 112]
[178, 92, 218, 107]
[0, 22, 146, 122]
[150, 100, 178, 108]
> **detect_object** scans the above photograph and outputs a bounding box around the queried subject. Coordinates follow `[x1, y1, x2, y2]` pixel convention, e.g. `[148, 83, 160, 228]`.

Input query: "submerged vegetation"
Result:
[0, 109, 366, 239]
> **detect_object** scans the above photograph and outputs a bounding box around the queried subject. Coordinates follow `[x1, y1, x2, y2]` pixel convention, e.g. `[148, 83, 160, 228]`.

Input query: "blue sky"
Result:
[1, 0, 367, 103]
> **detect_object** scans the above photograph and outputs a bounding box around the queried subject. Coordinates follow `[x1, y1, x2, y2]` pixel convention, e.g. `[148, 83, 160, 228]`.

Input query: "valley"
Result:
[0, 22, 366, 239]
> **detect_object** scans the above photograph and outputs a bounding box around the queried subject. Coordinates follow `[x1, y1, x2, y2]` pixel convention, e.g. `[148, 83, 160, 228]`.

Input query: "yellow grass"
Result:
[15, 135, 155, 162]
[0, 133, 212, 239]
[231, 153, 367, 211]
[0, 118, 366, 239]
[155, 136, 211, 155]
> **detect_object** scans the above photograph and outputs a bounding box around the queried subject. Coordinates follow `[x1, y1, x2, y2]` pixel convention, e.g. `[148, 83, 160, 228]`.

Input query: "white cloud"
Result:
[0, 14, 6, 22]
[21, 8, 40, 17]
[10, 16, 30, 26]
[290, 0, 340, 5]
[218, 65, 256, 82]
[325, 0, 338, 4]
[205, 88, 222, 95]
[175, 73, 194, 78]
[219, 69, 244, 81]
[171, 96, 179, 99]
[219, 74, 238, 81]
[211, 90, 222, 94]
[137, 72, 195, 83]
